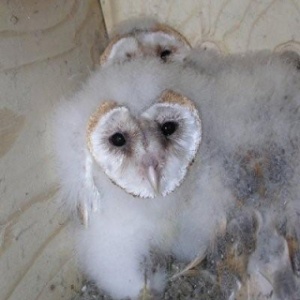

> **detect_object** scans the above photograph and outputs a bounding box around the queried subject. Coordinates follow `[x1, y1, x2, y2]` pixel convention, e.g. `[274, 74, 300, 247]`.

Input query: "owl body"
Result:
[187, 50, 300, 298]
[187, 50, 300, 195]
[54, 47, 300, 298]
[185, 47, 300, 76]
[54, 58, 235, 298]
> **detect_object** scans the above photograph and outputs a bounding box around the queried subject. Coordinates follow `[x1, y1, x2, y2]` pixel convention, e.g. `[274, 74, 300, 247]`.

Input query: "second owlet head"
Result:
[100, 18, 191, 66]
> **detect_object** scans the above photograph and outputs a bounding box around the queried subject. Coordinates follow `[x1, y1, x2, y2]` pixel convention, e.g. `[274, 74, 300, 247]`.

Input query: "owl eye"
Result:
[160, 49, 172, 62]
[160, 121, 178, 136]
[109, 132, 126, 147]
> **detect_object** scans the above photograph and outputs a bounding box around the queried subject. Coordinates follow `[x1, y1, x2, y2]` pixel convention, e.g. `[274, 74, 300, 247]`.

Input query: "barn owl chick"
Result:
[100, 18, 191, 66]
[54, 37, 300, 298]
[188, 50, 300, 298]
[54, 57, 234, 299]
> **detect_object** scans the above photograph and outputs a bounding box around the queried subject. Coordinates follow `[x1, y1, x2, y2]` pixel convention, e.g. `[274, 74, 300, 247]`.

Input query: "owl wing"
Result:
[53, 96, 100, 227]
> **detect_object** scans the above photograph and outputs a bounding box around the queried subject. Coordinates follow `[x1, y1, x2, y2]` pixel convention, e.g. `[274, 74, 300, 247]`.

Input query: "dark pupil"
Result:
[161, 121, 178, 136]
[160, 49, 172, 62]
[109, 132, 126, 147]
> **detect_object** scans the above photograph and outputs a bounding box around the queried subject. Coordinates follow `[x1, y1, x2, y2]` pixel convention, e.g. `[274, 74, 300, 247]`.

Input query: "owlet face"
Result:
[87, 90, 201, 198]
[100, 23, 191, 66]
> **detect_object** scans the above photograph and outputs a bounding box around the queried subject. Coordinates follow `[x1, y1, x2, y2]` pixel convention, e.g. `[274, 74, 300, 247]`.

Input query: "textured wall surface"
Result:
[101, 0, 300, 54]
[0, 1, 107, 300]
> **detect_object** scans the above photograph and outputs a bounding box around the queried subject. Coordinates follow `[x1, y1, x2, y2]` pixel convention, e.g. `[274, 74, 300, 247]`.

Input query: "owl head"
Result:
[100, 18, 191, 66]
[86, 90, 201, 198]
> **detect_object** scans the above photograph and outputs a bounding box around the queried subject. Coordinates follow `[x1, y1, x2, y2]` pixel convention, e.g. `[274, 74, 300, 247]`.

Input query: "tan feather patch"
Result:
[153, 23, 191, 48]
[100, 34, 134, 65]
[160, 90, 196, 111]
[86, 101, 117, 151]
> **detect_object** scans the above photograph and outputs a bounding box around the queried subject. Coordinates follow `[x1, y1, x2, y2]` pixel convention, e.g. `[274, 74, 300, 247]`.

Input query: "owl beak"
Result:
[147, 165, 159, 194]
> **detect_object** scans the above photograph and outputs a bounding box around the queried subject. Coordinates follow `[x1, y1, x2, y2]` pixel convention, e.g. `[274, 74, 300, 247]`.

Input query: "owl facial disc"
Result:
[100, 22, 191, 66]
[86, 90, 202, 198]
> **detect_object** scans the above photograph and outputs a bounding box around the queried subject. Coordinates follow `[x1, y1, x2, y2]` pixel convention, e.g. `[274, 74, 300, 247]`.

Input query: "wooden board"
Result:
[101, 0, 300, 54]
[0, 1, 107, 299]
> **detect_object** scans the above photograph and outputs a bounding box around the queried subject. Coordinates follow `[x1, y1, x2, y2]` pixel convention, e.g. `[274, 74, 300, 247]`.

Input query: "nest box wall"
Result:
[0, 1, 107, 300]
